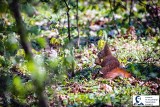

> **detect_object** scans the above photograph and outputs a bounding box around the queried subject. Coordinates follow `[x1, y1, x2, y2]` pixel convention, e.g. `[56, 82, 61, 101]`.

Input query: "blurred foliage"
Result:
[0, 0, 159, 106]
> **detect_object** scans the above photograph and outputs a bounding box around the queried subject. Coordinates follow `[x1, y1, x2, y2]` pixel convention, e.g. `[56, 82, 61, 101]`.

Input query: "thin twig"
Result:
[129, 0, 133, 26]
[63, 0, 71, 41]
[109, 0, 120, 35]
[76, 0, 80, 47]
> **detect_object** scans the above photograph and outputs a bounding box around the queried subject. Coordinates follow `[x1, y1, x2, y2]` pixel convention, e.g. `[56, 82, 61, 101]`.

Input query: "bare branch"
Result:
[76, 0, 80, 47]
[63, 0, 71, 40]
[9, 0, 32, 60]
[8, 1, 48, 107]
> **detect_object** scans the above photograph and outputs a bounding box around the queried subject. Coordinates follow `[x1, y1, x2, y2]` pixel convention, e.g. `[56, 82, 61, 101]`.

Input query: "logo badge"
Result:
[133, 95, 159, 106]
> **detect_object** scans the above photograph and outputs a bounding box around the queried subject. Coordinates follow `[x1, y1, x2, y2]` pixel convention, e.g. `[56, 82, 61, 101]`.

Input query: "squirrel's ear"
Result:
[104, 43, 109, 51]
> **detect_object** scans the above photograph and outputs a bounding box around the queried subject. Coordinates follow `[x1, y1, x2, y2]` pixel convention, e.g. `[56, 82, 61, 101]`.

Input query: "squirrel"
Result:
[95, 43, 131, 79]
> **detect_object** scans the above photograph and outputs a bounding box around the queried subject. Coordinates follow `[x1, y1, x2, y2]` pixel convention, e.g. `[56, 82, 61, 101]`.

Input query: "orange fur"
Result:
[96, 43, 131, 79]
[103, 68, 131, 79]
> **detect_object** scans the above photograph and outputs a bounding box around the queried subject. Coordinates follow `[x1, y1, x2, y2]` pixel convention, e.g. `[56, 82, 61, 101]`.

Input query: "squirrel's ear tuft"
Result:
[104, 43, 109, 51]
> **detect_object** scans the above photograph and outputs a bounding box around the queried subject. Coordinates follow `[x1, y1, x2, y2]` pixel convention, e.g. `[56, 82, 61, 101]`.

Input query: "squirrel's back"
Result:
[100, 55, 120, 67]
[100, 55, 120, 75]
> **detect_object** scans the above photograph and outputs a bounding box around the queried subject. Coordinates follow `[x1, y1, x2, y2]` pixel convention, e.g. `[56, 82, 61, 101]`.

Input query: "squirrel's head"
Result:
[98, 43, 112, 59]
[98, 50, 106, 59]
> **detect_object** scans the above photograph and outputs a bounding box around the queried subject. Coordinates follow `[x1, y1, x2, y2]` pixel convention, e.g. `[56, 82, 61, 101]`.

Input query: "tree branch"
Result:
[9, 0, 32, 60]
[76, 0, 80, 47]
[63, 0, 71, 41]
[8, 1, 48, 107]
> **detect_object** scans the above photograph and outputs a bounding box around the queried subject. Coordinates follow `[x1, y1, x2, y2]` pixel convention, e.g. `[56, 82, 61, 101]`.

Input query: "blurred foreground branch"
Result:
[8, 0, 48, 107]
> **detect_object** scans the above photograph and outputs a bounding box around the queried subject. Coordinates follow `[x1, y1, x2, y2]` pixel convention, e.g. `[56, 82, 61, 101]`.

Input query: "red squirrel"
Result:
[95, 43, 131, 79]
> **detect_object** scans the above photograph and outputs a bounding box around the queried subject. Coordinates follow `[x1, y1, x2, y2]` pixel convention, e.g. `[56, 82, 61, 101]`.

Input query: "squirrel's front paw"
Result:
[95, 58, 101, 65]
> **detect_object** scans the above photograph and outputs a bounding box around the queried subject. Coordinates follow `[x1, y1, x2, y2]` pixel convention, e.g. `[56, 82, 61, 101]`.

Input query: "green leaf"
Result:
[0, 0, 8, 14]
[97, 39, 106, 50]
[36, 37, 47, 48]
[121, 28, 127, 35]
[28, 26, 40, 35]
[16, 49, 25, 57]
[50, 37, 61, 45]
[66, 55, 74, 64]
[12, 76, 25, 96]
[22, 3, 36, 17]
